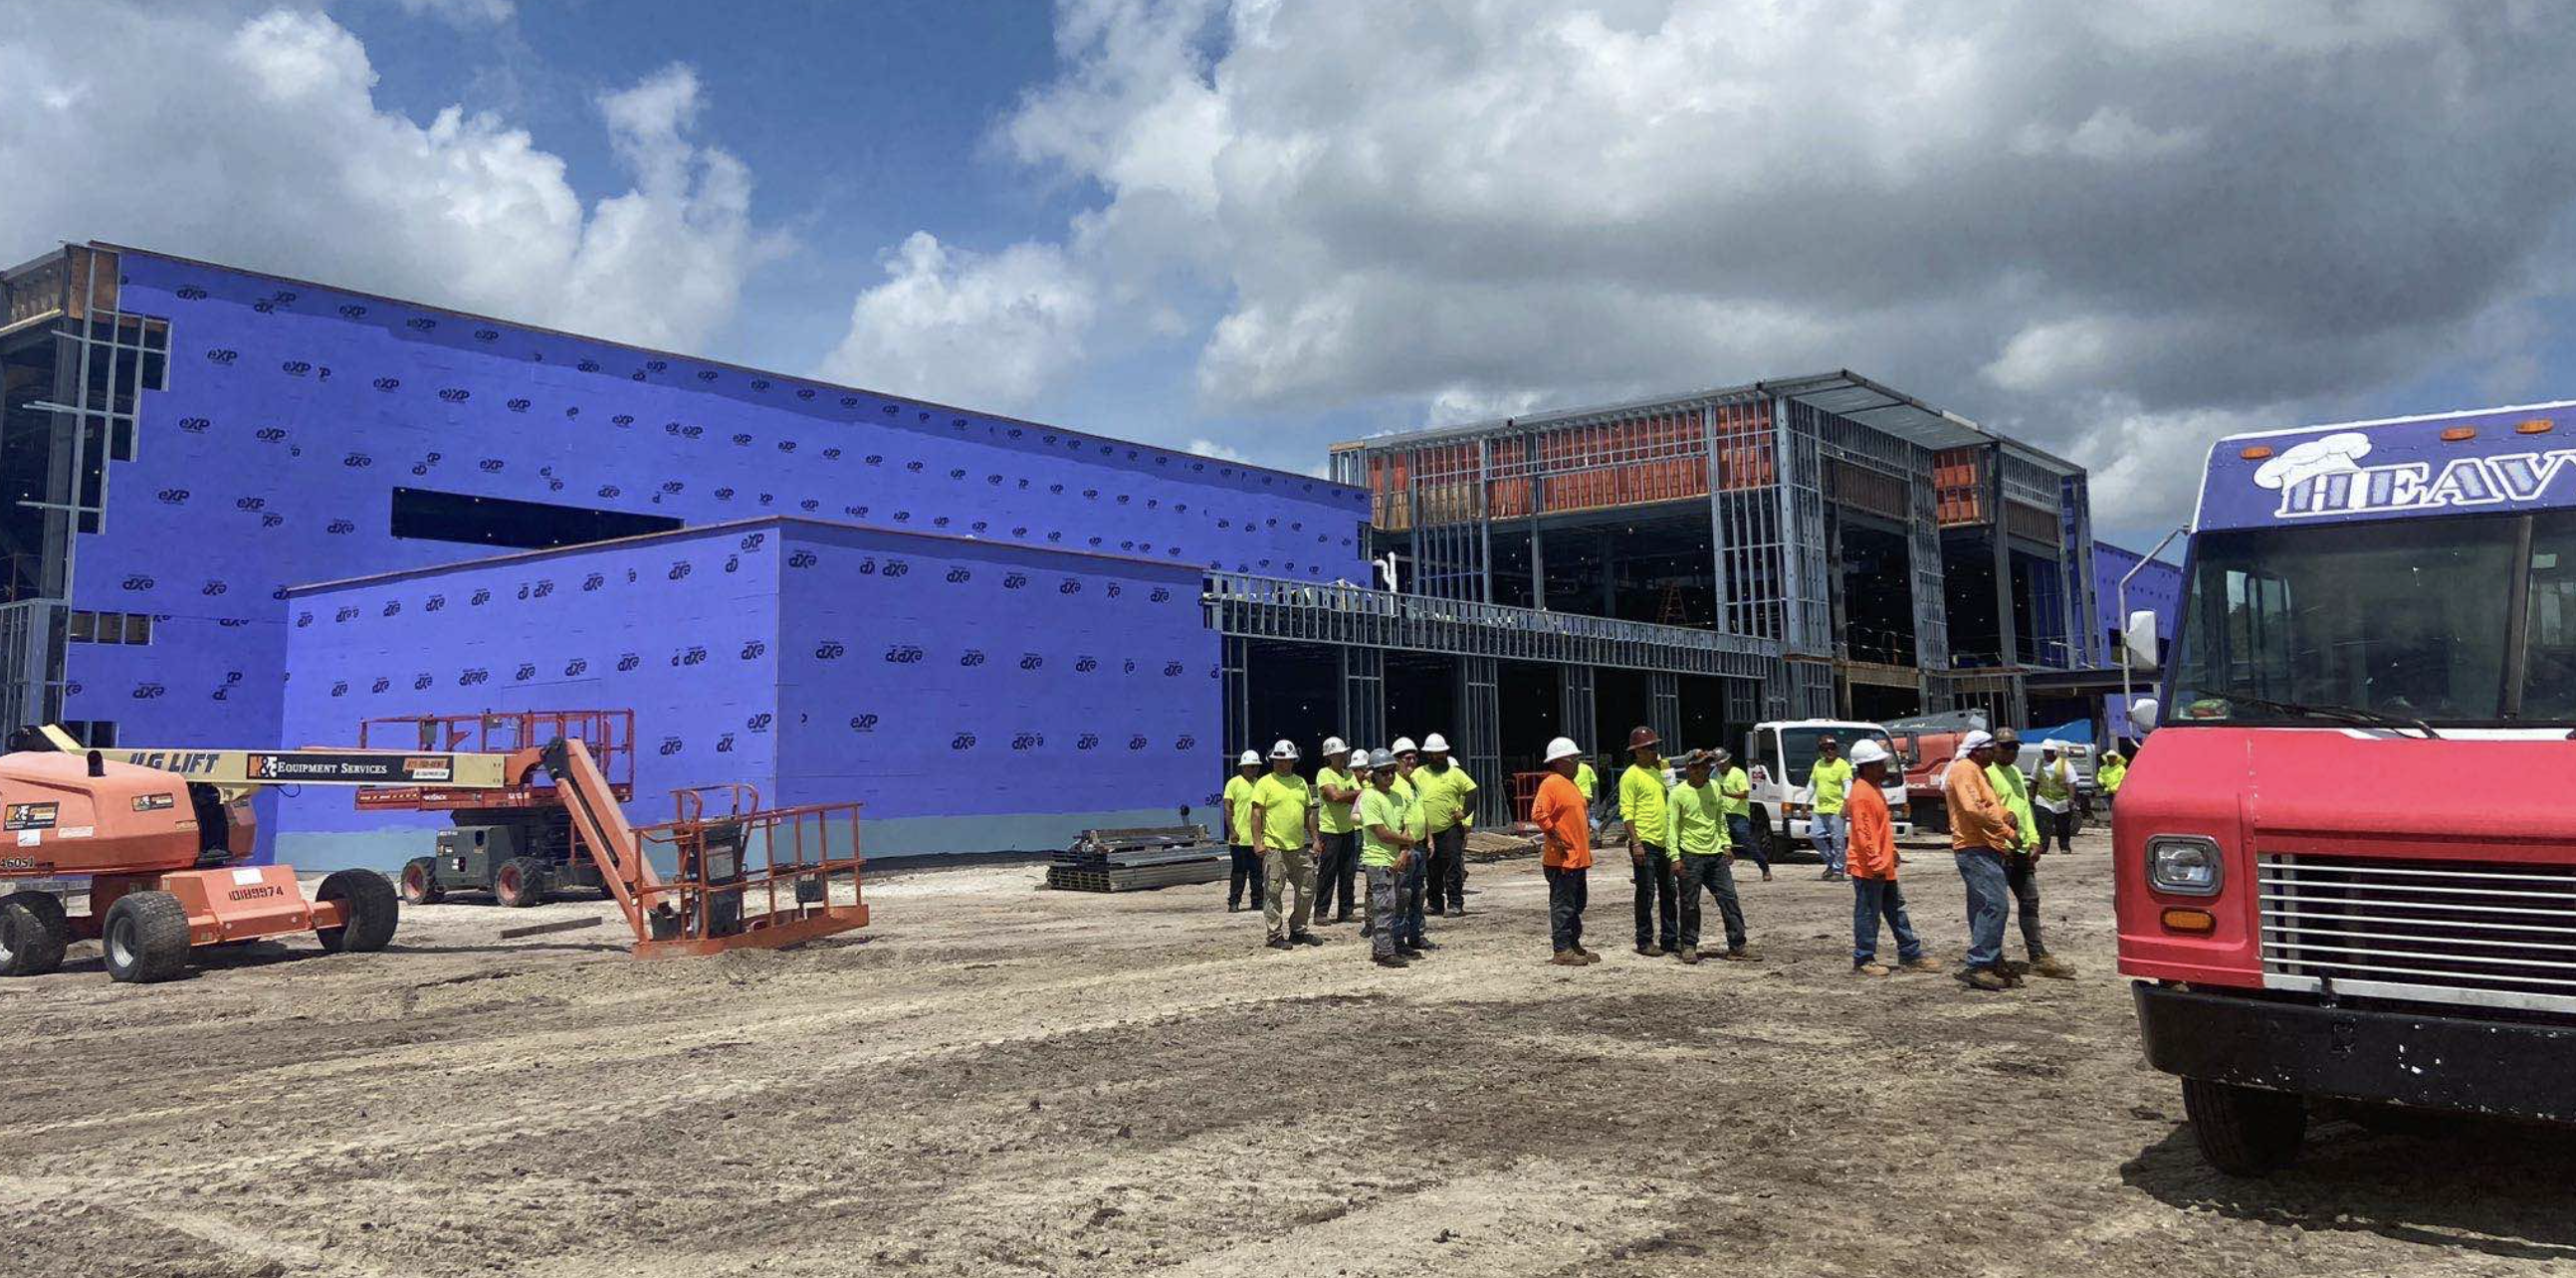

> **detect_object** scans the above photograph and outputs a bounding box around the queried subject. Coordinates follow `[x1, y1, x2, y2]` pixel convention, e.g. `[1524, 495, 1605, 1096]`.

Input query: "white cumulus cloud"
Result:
[0, 4, 775, 353]
[852, 0, 2576, 539]
[816, 232, 1099, 411]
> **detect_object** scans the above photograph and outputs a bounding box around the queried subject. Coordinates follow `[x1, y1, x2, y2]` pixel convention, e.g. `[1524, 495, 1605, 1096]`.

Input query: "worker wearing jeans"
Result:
[1718, 751, 1768, 881]
[1222, 752, 1262, 913]
[1666, 750, 1750, 962]
[1416, 735, 1477, 916]
[1844, 740, 1932, 974]
[1620, 727, 1676, 957]
[1311, 740, 1363, 924]
[1807, 737, 1852, 880]
[1945, 732, 2019, 990]
[1535, 737, 1597, 964]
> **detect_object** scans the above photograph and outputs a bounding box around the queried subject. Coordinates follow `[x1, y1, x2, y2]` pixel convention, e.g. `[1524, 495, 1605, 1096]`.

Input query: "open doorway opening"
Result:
[1238, 639, 1338, 760]
[1383, 649, 1458, 749]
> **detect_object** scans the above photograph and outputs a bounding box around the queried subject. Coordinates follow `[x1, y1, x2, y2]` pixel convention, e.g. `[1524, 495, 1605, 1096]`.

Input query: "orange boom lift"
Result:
[0, 715, 867, 983]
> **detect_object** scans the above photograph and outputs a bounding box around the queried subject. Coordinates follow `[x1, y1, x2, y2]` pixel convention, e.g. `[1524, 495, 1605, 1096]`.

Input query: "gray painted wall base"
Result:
[274, 805, 1195, 874]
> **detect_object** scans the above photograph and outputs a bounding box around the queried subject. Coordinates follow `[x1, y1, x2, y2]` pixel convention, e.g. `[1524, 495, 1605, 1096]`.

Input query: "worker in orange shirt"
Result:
[1944, 731, 2019, 991]
[1845, 740, 1936, 976]
[1533, 736, 1598, 966]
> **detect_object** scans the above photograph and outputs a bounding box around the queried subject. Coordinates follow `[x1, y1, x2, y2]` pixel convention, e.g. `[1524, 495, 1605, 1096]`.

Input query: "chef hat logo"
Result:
[2253, 431, 2373, 491]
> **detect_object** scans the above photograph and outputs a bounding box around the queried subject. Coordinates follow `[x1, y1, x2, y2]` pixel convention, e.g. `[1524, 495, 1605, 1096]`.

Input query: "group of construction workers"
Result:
[1220, 722, 2089, 989]
[1221, 734, 1479, 967]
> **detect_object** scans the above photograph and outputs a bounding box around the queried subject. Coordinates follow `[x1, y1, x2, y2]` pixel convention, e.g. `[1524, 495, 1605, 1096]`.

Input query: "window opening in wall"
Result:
[390, 487, 682, 550]
[68, 610, 151, 644]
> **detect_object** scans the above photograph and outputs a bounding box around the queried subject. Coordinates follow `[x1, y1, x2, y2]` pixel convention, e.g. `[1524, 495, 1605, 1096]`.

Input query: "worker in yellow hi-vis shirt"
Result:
[1619, 726, 1676, 957]
[1417, 733, 1479, 917]
[1311, 738, 1363, 926]
[1222, 750, 1262, 913]
[1248, 740, 1320, 952]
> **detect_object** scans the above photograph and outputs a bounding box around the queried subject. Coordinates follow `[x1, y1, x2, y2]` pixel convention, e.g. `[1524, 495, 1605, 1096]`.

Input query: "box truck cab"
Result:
[1743, 719, 1909, 859]
[2119, 400, 2576, 1175]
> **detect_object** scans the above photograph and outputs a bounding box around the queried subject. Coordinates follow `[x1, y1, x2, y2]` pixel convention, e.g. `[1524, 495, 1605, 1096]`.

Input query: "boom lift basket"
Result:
[541, 739, 867, 958]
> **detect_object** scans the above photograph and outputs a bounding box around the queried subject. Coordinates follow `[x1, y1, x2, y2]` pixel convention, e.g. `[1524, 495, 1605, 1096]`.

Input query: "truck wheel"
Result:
[317, 870, 399, 953]
[1754, 811, 1790, 865]
[493, 856, 548, 909]
[102, 891, 192, 984]
[399, 857, 445, 905]
[2182, 1078, 2306, 1176]
[0, 895, 69, 976]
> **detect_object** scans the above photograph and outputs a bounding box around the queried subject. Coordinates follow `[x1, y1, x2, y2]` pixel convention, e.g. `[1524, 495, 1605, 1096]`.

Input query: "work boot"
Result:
[1854, 961, 1891, 976]
[1960, 966, 2012, 991]
[1374, 954, 1410, 968]
[1760, 867, 1773, 882]
[1551, 951, 1587, 967]
[1449, 903, 1469, 917]
[2030, 953, 2077, 979]
[1266, 938, 1294, 952]
[1579, 950, 1603, 965]
[1638, 943, 1664, 958]
[1677, 949, 1702, 965]
[1900, 956, 1943, 973]
[1819, 869, 1836, 881]
[1414, 938, 1441, 951]
[1428, 905, 1445, 917]
[1292, 932, 1324, 947]
[1718, 948, 1759, 962]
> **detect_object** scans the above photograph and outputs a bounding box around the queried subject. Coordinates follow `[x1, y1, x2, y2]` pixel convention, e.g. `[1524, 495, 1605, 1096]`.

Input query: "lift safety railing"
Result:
[540, 738, 868, 958]
[355, 709, 634, 810]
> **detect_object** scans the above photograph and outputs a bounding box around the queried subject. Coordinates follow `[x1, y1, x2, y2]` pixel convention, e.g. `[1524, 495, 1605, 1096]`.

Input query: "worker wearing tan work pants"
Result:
[1265, 842, 1317, 941]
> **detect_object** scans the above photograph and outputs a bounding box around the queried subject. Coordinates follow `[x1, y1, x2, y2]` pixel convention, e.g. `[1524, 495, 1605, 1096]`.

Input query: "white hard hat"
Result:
[1268, 739, 1300, 760]
[1320, 736, 1349, 757]
[1421, 733, 1451, 753]
[1958, 731, 1994, 754]
[2040, 739, 2067, 752]
[1544, 737, 1583, 763]
[1390, 736, 1418, 755]
[1848, 740, 1890, 767]
[1237, 750, 1261, 767]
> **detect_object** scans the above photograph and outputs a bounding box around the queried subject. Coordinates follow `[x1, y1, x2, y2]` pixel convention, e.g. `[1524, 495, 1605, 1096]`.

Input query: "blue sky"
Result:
[343, 0, 1073, 365]
[6, 1, 2574, 547]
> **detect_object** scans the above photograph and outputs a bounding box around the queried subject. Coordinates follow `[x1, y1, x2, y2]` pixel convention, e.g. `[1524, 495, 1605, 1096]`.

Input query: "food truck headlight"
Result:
[2147, 836, 2224, 897]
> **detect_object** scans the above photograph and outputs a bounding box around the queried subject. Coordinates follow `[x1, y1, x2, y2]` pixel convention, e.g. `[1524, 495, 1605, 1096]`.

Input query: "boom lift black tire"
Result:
[399, 856, 445, 905]
[317, 870, 399, 953]
[6, 888, 68, 934]
[493, 856, 548, 909]
[0, 895, 69, 976]
[2182, 1077, 2307, 1175]
[102, 891, 192, 984]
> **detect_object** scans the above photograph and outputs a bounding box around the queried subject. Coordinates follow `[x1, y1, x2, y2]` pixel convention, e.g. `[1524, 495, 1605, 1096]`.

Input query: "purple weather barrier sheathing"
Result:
[278, 518, 1219, 868]
[64, 249, 1364, 859]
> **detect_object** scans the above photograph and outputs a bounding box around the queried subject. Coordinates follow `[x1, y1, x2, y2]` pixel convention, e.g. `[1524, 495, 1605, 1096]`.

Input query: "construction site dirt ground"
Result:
[7, 827, 2573, 1277]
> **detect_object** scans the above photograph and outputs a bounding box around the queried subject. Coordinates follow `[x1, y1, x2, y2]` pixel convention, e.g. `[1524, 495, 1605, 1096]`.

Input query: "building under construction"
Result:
[1, 241, 2098, 846]
[1322, 374, 2099, 776]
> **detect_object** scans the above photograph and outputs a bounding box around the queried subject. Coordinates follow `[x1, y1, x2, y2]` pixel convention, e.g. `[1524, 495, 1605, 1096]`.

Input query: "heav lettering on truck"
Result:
[2117, 399, 2576, 1176]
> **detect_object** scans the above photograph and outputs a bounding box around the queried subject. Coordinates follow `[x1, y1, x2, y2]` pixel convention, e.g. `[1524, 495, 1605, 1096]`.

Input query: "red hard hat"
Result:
[1627, 726, 1658, 749]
